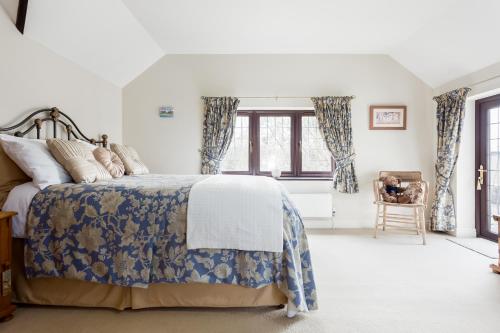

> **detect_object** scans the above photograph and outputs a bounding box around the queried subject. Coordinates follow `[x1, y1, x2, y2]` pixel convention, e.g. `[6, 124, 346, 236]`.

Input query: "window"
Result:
[221, 110, 333, 178]
[221, 116, 250, 172]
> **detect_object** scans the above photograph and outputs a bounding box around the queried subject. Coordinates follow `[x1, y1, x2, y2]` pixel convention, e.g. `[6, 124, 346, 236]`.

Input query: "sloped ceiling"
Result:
[11, 0, 500, 88]
[23, 0, 164, 87]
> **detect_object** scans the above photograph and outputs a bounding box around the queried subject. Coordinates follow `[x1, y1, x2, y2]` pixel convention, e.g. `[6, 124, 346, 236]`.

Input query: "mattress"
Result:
[2, 181, 39, 238]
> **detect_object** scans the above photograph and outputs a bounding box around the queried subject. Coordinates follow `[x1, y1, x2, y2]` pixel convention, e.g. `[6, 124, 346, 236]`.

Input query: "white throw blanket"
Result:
[187, 175, 283, 252]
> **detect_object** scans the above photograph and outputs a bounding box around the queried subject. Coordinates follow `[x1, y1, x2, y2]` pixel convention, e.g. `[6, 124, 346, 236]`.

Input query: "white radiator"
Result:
[288, 193, 333, 228]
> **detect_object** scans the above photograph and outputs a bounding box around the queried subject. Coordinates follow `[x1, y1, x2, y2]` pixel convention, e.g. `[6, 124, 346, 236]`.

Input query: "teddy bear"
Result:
[379, 176, 404, 203]
[379, 176, 423, 204]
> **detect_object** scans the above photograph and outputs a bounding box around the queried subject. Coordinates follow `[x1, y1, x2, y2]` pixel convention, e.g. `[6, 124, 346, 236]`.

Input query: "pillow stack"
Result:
[47, 140, 149, 182]
[46, 139, 113, 183]
[0, 133, 150, 191]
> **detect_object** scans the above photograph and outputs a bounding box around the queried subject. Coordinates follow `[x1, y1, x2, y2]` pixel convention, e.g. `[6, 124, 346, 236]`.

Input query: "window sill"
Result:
[221, 172, 333, 181]
[276, 177, 333, 181]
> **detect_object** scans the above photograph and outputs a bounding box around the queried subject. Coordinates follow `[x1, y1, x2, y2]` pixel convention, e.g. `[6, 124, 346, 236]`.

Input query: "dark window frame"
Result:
[475, 94, 500, 242]
[222, 110, 334, 178]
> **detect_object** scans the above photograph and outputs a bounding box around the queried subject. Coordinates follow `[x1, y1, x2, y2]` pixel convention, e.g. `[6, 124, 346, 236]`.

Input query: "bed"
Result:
[0, 108, 317, 316]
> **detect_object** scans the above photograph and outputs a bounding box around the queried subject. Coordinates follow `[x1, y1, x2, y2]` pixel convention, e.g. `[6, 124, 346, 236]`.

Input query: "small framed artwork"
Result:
[369, 105, 407, 130]
[159, 105, 174, 118]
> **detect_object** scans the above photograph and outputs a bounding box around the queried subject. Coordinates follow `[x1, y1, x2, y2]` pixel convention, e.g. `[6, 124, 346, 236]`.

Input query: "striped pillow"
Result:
[110, 144, 149, 175]
[47, 139, 112, 183]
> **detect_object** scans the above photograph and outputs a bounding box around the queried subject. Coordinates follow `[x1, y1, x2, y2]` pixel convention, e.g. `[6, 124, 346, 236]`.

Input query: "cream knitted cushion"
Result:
[93, 147, 125, 178]
[47, 139, 112, 183]
[110, 143, 149, 175]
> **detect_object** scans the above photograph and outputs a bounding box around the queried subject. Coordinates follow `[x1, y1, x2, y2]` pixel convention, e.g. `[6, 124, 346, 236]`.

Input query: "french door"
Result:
[476, 94, 500, 241]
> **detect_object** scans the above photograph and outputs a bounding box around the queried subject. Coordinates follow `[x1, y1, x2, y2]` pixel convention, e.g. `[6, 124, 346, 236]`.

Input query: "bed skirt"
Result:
[12, 239, 287, 310]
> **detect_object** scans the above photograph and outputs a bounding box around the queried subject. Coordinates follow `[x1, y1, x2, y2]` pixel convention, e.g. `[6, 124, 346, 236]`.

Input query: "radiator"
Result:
[288, 193, 333, 228]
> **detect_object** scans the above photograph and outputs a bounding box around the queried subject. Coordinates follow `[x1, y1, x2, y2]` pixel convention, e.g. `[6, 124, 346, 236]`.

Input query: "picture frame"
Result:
[159, 105, 174, 118]
[369, 105, 407, 130]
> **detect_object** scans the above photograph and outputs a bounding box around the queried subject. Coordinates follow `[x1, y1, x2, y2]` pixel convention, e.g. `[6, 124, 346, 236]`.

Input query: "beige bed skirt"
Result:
[12, 239, 287, 310]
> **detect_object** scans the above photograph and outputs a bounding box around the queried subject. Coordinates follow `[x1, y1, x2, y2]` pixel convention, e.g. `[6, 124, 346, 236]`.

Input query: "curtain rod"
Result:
[235, 96, 356, 99]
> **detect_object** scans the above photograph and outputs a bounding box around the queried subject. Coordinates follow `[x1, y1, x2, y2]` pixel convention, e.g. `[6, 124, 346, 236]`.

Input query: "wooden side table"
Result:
[491, 215, 500, 274]
[0, 211, 16, 322]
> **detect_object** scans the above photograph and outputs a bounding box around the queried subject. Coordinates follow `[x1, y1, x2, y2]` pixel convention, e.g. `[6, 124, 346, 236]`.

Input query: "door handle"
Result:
[477, 164, 487, 190]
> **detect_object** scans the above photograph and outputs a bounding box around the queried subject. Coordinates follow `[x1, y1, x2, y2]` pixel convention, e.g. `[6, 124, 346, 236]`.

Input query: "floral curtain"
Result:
[311, 96, 359, 193]
[431, 87, 471, 231]
[200, 97, 240, 174]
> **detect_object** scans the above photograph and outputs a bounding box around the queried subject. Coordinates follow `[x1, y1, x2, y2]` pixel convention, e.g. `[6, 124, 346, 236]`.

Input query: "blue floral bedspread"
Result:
[25, 174, 317, 313]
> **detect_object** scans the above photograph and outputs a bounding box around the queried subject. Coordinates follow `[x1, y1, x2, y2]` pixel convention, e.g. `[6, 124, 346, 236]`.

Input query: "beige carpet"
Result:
[3, 229, 500, 333]
[447, 237, 499, 259]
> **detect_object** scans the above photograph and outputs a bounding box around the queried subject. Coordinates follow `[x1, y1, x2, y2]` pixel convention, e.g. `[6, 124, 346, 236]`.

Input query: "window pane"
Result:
[221, 116, 249, 171]
[301, 116, 332, 172]
[259, 116, 291, 171]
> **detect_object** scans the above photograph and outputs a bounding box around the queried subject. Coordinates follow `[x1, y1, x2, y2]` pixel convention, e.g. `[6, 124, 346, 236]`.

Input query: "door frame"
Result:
[475, 94, 500, 242]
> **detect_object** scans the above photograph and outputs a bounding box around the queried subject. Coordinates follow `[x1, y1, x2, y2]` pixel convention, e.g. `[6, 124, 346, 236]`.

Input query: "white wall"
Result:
[123, 54, 434, 228]
[0, 5, 122, 143]
[435, 61, 500, 237]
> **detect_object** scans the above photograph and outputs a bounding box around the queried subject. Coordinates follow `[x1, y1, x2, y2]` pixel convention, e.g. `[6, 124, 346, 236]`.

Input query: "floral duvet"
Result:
[25, 174, 317, 314]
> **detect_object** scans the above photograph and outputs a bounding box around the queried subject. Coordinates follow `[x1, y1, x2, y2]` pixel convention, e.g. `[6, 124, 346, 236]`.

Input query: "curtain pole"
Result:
[234, 96, 356, 99]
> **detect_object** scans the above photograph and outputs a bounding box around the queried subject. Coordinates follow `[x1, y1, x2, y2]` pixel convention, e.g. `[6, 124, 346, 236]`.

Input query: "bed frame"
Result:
[0, 107, 108, 147]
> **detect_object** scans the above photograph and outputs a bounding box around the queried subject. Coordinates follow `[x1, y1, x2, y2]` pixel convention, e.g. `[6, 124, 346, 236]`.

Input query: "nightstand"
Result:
[0, 211, 16, 322]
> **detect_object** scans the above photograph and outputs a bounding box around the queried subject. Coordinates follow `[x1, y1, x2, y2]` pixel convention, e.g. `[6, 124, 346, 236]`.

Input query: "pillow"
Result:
[0, 134, 71, 189]
[110, 143, 149, 175]
[0, 144, 31, 207]
[46, 139, 112, 183]
[93, 147, 124, 178]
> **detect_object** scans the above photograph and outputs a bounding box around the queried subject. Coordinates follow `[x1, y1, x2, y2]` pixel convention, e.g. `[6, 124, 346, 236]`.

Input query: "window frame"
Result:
[222, 110, 334, 178]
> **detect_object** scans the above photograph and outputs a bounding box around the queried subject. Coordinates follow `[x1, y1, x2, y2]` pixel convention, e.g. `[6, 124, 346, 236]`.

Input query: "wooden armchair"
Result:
[373, 171, 429, 245]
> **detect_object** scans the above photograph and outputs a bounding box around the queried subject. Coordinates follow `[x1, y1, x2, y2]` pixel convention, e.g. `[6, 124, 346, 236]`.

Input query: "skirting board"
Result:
[303, 217, 333, 229]
[449, 227, 477, 238]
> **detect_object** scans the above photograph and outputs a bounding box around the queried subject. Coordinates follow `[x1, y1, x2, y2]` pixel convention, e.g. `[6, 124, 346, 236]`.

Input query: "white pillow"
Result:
[0, 134, 71, 189]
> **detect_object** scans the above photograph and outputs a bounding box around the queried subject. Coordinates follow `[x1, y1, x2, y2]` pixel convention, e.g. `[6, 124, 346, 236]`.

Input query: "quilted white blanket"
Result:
[187, 175, 283, 252]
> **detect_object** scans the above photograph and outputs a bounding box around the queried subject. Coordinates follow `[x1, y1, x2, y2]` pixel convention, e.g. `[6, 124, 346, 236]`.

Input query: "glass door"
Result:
[476, 95, 500, 241]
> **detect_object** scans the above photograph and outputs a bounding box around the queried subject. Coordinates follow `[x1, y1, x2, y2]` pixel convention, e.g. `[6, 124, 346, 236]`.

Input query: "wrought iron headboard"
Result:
[0, 107, 108, 147]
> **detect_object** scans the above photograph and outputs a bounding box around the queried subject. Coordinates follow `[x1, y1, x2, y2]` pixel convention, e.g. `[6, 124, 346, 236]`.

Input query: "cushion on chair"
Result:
[400, 182, 423, 204]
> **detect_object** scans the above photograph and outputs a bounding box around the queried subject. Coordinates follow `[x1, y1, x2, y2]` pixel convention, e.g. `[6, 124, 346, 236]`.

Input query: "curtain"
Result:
[200, 97, 240, 174]
[311, 96, 359, 193]
[430, 87, 471, 231]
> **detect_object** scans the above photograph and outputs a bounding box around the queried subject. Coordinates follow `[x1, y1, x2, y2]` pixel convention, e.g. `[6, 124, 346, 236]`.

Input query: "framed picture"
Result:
[159, 105, 174, 118]
[369, 105, 407, 130]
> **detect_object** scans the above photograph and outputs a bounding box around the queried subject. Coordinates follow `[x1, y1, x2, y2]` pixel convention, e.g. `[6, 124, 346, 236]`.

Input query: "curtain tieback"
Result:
[199, 148, 223, 162]
[332, 153, 356, 180]
[435, 169, 452, 189]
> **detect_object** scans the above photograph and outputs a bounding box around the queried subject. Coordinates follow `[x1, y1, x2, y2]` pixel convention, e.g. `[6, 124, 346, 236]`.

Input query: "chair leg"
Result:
[382, 205, 387, 231]
[374, 204, 380, 238]
[420, 207, 427, 245]
[414, 207, 420, 235]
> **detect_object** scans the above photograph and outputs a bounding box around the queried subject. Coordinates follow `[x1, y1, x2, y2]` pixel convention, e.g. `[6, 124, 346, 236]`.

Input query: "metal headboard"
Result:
[0, 107, 108, 147]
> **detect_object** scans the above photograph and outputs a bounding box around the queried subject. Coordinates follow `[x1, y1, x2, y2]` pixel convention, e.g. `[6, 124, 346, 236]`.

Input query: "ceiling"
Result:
[9, 0, 500, 87]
